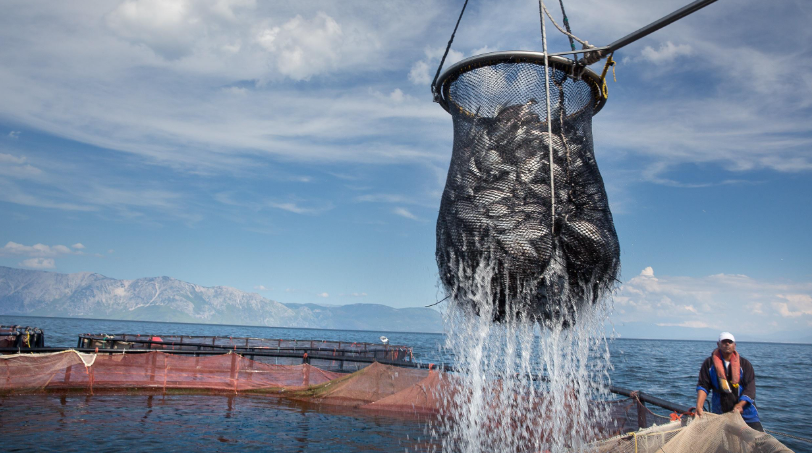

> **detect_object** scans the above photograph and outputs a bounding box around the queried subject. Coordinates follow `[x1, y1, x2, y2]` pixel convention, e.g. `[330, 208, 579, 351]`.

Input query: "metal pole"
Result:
[580, 0, 719, 64]
[608, 0, 718, 52]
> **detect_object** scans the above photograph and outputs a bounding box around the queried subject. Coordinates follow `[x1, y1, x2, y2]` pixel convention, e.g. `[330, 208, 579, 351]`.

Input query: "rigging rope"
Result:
[431, 0, 470, 102]
[538, 0, 556, 235]
[556, 0, 576, 51]
[540, 2, 595, 50]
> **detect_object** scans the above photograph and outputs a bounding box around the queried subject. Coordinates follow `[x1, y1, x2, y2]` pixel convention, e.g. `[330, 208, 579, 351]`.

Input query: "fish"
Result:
[436, 98, 619, 323]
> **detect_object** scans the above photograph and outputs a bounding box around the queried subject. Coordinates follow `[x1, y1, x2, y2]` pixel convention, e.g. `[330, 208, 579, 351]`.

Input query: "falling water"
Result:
[433, 253, 613, 452]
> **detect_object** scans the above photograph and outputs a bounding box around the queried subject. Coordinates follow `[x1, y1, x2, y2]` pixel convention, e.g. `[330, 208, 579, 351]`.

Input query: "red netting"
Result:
[1, 350, 636, 437]
[1, 351, 340, 394]
[362, 369, 447, 414]
[299, 361, 430, 407]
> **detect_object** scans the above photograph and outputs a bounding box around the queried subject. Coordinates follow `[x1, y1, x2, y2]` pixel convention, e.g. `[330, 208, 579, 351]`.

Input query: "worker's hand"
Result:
[696, 407, 704, 417]
[733, 402, 746, 414]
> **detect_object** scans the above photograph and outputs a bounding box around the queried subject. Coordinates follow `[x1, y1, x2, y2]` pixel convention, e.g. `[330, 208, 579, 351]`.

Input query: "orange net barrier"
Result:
[1, 350, 637, 438]
[1, 351, 96, 392]
[1, 351, 341, 394]
[295, 361, 430, 407]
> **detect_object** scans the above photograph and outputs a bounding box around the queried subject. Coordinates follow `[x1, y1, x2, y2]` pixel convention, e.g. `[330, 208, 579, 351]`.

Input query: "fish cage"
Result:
[0, 325, 45, 349]
[0, 349, 792, 452]
[76, 334, 413, 372]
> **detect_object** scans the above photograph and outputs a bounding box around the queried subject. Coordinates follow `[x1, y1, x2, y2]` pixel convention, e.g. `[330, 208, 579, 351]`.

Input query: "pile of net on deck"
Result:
[594, 412, 792, 453]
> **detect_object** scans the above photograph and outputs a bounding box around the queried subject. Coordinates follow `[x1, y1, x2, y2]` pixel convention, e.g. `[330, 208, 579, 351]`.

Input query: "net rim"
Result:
[433, 51, 607, 116]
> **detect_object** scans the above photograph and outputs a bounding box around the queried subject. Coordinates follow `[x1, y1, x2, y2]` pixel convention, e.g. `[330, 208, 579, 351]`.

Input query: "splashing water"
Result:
[433, 255, 613, 452]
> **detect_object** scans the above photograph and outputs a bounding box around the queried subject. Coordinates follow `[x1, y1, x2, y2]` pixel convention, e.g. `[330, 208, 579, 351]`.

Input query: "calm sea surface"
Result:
[1, 315, 810, 452]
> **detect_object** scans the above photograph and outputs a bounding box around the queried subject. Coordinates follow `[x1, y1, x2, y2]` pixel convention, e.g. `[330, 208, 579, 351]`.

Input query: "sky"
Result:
[1, 0, 811, 341]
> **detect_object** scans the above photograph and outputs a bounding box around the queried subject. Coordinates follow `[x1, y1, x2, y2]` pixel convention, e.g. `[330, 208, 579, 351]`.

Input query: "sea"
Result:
[1, 315, 810, 452]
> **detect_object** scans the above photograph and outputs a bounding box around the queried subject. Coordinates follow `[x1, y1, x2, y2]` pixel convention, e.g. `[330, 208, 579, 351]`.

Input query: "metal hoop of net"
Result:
[434, 51, 619, 324]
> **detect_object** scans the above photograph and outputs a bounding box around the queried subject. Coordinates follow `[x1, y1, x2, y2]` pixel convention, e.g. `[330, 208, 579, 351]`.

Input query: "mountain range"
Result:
[0, 266, 443, 333]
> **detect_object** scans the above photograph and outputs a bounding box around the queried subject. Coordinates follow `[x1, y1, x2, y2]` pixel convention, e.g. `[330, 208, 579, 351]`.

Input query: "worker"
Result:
[695, 332, 762, 431]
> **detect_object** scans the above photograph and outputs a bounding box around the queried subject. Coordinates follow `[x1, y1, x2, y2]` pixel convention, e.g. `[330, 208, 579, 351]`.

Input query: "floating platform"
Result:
[0, 325, 45, 349]
[76, 333, 413, 372]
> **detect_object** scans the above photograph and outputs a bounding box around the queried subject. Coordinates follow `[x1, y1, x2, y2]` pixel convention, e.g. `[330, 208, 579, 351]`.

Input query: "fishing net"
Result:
[297, 361, 429, 407]
[0, 351, 340, 394]
[434, 53, 620, 322]
[593, 413, 792, 453]
[0, 350, 626, 428]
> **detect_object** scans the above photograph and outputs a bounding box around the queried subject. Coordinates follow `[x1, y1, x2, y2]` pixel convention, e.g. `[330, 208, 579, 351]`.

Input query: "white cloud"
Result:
[393, 207, 418, 220]
[267, 201, 326, 215]
[19, 258, 56, 269]
[340, 292, 368, 297]
[389, 88, 405, 102]
[8, 131, 21, 139]
[409, 46, 464, 86]
[0, 153, 42, 178]
[0, 154, 27, 165]
[656, 320, 712, 329]
[257, 12, 343, 80]
[772, 294, 812, 318]
[106, 0, 258, 60]
[254, 285, 269, 291]
[1, 241, 78, 257]
[106, 0, 202, 59]
[355, 193, 434, 207]
[317, 292, 329, 298]
[638, 41, 692, 65]
[615, 268, 812, 336]
[71, 243, 86, 249]
[215, 192, 333, 215]
[408, 60, 430, 85]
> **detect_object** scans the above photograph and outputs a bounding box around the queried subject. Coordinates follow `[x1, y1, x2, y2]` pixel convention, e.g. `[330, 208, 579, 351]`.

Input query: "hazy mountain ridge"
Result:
[0, 267, 443, 333]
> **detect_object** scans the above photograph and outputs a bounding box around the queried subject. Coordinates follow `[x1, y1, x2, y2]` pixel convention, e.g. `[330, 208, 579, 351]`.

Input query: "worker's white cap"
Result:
[718, 332, 735, 343]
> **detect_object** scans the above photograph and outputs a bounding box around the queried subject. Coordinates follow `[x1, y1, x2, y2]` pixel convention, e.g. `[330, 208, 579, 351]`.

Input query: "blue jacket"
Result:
[696, 355, 759, 423]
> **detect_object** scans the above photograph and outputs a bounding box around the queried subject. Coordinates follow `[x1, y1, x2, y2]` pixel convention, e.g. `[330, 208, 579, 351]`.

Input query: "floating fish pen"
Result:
[0, 349, 792, 452]
[76, 333, 413, 372]
[0, 325, 45, 349]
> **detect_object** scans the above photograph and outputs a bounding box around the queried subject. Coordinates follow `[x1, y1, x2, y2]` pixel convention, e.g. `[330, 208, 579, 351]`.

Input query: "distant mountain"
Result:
[0, 266, 443, 333]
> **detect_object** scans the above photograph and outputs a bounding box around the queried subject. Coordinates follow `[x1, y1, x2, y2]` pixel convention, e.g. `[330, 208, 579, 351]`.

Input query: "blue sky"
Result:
[1, 0, 811, 340]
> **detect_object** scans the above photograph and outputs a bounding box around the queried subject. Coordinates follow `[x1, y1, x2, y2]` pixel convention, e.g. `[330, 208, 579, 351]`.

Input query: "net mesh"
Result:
[436, 58, 620, 322]
[1, 351, 340, 394]
[593, 413, 793, 453]
[298, 361, 429, 407]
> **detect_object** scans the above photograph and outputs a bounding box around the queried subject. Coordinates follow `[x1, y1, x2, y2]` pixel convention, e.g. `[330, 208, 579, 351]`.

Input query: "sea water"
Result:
[1, 315, 810, 452]
[431, 257, 613, 452]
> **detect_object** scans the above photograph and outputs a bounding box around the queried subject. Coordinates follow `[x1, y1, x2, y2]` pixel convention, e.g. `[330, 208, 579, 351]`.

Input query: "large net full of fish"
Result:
[436, 60, 620, 323]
